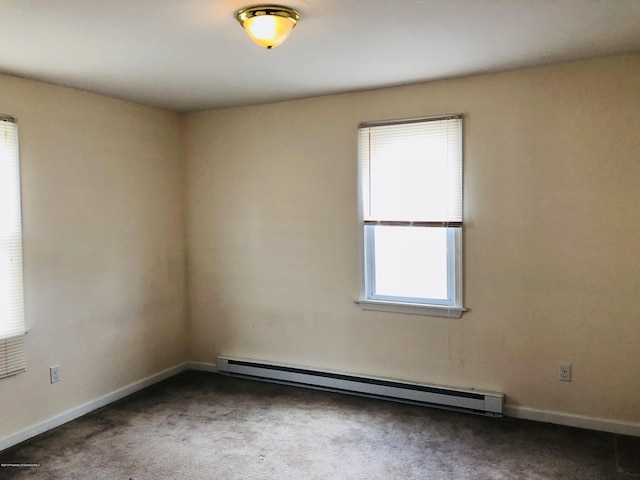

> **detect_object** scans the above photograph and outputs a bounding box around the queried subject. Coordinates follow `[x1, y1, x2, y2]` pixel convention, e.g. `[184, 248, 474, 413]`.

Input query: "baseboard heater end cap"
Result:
[216, 356, 230, 372]
[484, 394, 504, 415]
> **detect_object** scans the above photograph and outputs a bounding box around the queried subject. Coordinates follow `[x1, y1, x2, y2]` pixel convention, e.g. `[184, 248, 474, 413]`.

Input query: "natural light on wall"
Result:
[0, 116, 26, 379]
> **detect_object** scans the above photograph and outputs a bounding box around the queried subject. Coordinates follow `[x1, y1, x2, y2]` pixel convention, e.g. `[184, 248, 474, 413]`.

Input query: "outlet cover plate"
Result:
[50, 365, 60, 384]
[559, 363, 571, 382]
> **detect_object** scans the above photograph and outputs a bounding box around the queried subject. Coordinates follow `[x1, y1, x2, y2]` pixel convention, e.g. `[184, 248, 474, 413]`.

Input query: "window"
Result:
[356, 114, 465, 318]
[0, 116, 26, 378]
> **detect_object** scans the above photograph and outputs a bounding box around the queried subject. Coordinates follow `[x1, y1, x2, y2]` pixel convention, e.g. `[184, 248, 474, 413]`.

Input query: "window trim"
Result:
[364, 225, 459, 307]
[355, 299, 466, 318]
[355, 114, 466, 318]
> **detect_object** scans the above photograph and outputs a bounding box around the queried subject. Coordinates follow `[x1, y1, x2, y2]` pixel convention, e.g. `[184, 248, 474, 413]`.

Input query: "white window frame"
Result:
[355, 114, 466, 318]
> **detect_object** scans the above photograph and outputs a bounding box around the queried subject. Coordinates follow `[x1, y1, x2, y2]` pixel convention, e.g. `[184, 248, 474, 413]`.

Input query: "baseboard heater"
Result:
[217, 356, 503, 417]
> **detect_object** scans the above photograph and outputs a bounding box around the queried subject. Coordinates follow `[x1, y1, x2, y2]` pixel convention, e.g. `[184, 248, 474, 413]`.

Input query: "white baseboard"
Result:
[505, 405, 640, 437]
[186, 361, 218, 372]
[0, 363, 188, 452]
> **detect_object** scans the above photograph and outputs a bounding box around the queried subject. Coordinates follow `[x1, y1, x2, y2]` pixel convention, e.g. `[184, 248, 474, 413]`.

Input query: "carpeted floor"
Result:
[0, 370, 638, 479]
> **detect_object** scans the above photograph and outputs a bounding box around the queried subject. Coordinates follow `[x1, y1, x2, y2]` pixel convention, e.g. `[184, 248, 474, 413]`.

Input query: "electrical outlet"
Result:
[558, 364, 571, 382]
[50, 365, 61, 384]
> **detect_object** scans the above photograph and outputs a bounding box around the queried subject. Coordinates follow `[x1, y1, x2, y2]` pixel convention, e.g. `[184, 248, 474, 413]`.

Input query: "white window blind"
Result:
[0, 116, 26, 378]
[359, 115, 462, 224]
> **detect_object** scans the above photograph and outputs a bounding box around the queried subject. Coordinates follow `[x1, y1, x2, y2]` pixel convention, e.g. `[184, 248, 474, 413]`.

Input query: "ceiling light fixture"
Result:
[236, 5, 300, 49]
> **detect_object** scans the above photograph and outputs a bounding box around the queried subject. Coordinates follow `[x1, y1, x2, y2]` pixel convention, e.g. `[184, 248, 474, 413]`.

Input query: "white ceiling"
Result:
[1, 0, 639, 112]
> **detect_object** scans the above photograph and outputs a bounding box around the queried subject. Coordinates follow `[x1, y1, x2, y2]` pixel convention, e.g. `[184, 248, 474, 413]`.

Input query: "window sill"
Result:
[355, 299, 466, 318]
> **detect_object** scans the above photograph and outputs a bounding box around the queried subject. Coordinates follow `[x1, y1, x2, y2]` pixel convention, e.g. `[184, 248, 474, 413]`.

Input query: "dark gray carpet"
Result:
[0, 371, 638, 479]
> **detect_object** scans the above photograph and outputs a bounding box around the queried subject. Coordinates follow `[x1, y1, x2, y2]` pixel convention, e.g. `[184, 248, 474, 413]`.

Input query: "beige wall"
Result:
[0, 75, 187, 439]
[185, 55, 640, 424]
